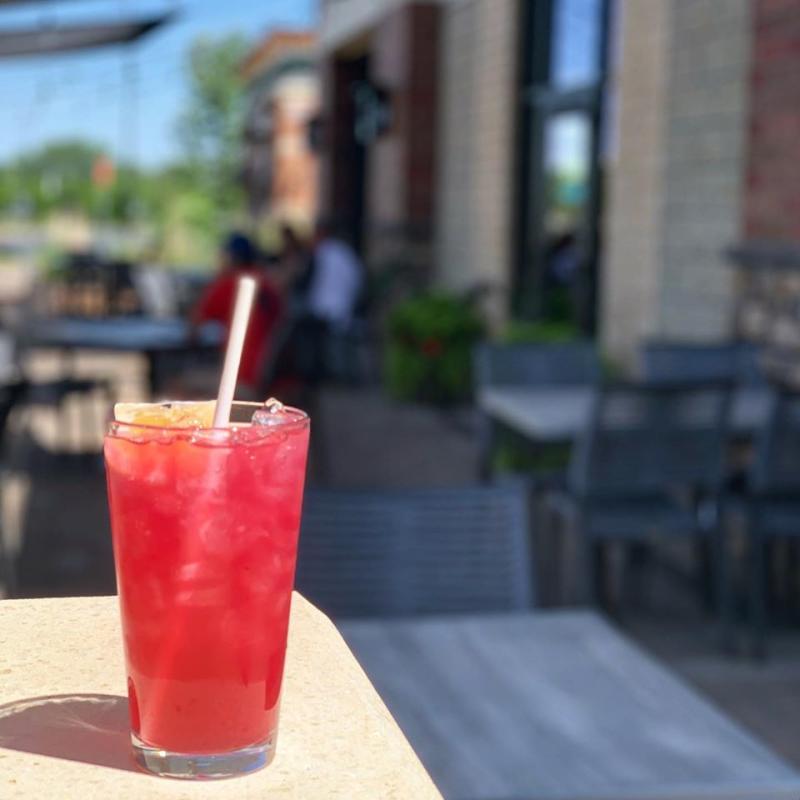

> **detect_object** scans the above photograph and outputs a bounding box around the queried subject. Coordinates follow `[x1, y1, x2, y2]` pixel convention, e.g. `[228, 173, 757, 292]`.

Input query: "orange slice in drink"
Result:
[114, 401, 216, 428]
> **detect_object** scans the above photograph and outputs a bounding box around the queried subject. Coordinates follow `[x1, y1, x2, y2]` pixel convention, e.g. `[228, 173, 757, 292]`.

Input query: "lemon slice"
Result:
[114, 401, 216, 428]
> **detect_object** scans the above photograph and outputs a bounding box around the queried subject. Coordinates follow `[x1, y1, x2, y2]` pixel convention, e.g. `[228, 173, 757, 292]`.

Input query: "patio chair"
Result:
[0, 378, 30, 596]
[473, 341, 601, 389]
[546, 382, 732, 617]
[474, 341, 601, 478]
[295, 484, 535, 619]
[641, 341, 765, 386]
[4, 328, 114, 457]
[747, 389, 800, 657]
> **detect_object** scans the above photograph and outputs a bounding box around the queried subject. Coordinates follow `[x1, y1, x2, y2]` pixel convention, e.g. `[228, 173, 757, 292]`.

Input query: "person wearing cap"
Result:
[190, 233, 283, 391]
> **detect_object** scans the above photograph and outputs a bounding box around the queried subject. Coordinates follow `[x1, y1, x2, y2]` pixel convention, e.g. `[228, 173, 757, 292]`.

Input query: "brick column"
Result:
[744, 0, 800, 241]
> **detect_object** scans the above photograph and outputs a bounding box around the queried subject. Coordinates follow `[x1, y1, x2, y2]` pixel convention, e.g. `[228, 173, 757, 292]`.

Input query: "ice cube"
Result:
[251, 398, 294, 427]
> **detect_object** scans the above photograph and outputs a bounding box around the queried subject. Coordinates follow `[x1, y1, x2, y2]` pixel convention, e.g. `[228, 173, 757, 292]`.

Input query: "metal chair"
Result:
[474, 342, 601, 478]
[0, 378, 30, 596]
[295, 484, 535, 619]
[474, 341, 601, 389]
[547, 382, 731, 615]
[747, 390, 800, 656]
[641, 341, 765, 386]
[2, 328, 114, 456]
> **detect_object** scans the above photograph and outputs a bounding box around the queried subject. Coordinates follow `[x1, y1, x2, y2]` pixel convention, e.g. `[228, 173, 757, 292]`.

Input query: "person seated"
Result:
[191, 233, 283, 393]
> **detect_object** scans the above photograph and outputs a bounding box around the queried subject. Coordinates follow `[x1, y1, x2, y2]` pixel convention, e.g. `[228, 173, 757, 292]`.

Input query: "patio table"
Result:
[341, 610, 800, 800]
[478, 385, 772, 445]
[21, 317, 222, 395]
[0, 595, 442, 800]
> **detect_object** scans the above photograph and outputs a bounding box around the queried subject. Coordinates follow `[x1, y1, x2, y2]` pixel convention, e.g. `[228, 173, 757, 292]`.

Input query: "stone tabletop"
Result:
[0, 595, 442, 800]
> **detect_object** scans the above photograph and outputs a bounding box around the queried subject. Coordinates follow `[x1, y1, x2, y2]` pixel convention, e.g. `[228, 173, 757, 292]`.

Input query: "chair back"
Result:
[473, 341, 600, 389]
[570, 383, 731, 498]
[295, 484, 534, 619]
[751, 390, 800, 497]
[641, 341, 764, 386]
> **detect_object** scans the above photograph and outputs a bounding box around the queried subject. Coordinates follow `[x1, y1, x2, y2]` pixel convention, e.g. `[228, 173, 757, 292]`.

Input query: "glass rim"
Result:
[107, 401, 309, 436]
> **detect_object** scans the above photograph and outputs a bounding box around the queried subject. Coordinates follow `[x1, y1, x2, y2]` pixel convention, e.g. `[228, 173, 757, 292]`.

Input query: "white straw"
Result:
[213, 276, 257, 428]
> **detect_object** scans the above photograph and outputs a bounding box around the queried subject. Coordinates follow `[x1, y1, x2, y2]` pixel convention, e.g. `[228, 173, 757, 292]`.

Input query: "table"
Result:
[479, 386, 772, 444]
[0, 595, 442, 800]
[22, 317, 223, 395]
[341, 611, 800, 800]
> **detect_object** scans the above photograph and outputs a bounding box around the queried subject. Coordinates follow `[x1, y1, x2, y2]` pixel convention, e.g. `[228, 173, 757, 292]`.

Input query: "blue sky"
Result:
[0, 0, 319, 167]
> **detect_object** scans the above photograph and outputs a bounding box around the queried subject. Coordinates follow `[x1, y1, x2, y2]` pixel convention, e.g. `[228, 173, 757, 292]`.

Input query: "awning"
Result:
[0, 14, 172, 58]
[0, 0, 103, 4]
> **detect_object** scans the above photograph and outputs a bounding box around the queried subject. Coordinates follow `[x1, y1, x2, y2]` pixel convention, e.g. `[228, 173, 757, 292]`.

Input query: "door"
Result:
[516, 0, 612, 333]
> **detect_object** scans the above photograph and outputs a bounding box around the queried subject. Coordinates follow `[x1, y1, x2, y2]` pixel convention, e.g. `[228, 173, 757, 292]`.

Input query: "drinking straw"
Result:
[213, 276, 257, 428]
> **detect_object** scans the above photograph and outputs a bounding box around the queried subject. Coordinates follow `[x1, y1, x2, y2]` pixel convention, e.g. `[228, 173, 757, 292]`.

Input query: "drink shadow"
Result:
[0, 693, 136, 772]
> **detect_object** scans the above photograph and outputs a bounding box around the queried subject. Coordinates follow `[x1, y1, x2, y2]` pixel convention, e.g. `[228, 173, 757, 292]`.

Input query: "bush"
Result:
[502, 318, 580, 344]
[385, 293, 484, 405]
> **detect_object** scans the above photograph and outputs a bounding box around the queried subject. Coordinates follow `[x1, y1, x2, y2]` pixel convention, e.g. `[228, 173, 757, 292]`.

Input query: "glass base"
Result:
[132, 732, 275, 779]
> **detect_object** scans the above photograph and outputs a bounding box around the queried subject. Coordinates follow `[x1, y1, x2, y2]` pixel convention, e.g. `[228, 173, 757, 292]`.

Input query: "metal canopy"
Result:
[0, 0, 102, 4]
[0, 14, 172, 58]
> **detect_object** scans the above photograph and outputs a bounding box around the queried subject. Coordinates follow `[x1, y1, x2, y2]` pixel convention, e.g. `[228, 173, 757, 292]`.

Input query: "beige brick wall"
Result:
[435, 0, 517, 325]
[602, 0, 751, 364]
[602, 0, 672, 364]
[657, 0, 750, 341]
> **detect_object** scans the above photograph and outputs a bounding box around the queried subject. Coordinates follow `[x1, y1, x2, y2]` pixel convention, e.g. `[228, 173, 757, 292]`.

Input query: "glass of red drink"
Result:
[104, 400, 309, 779]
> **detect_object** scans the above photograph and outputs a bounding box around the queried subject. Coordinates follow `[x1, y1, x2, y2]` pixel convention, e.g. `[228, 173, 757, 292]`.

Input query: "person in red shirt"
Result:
[191, 233, 283, 392]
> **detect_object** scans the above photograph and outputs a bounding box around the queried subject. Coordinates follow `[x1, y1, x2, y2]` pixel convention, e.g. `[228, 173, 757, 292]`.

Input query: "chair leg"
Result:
[478, 414, 496, 482]
[711, 527, 734, 653]
[580, 535, 600, 607]
[624, 542, 649, 608]
[749, 532, 767, 660]
[694, 538, 714, 611]
[0, 528, 14, 598]
[541, 500, 564, 606]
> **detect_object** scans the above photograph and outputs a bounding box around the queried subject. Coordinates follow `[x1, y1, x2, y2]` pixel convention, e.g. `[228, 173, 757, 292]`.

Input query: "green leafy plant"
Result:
[502, 318, 580, 344]
[385, 293, 484, 405]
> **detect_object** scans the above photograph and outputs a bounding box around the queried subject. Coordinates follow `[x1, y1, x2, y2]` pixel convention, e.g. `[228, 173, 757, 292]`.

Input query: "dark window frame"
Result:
[513, 0, 613, 333]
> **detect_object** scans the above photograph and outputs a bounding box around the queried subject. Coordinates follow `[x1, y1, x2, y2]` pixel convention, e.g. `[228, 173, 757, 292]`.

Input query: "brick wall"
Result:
[602, 0, 751, 364]
[268, 74, 320, 225]
[363, 3, 440, 270]
[601, 0, 672, 364]
[435, 0, 517, 325]
[657, 0, 750, 340]
[744, 0, 800, 241]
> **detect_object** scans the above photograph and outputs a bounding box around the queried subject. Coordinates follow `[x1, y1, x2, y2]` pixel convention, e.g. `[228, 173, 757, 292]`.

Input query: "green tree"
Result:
[176, 33, 249, 215]
[5, 140, 102, 218]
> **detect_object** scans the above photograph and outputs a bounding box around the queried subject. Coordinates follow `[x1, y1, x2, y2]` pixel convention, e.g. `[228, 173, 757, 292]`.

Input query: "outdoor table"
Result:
[0, 595, 442, 800]
[478, 385, 771, 476]
[478, 385, 772, 445]
[341, 610, 800, 800]
[21, 317, 222, 395]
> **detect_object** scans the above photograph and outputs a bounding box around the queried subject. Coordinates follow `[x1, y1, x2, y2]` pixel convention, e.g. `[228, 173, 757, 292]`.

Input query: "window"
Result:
[515, 0, 612, 332]
[550, 0, 605, 90]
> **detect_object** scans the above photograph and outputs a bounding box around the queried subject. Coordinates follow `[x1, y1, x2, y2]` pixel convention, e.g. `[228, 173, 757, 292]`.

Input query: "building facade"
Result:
[241, 31, 321, 228]
[318, 0, 800, 359]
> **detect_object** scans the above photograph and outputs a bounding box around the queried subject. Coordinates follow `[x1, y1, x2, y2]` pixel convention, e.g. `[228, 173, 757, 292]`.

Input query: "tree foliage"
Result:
[176, 33, 249, 212]
[0, 33, 251, 265]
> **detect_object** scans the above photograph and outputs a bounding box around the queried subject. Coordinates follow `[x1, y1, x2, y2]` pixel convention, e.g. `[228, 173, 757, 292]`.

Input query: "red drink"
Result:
[104, 402, 309, 778]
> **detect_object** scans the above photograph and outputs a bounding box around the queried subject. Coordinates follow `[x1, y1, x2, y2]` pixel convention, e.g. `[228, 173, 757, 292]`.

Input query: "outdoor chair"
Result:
[746, 389, 800, 657]
[474, 341, 601, 479]
[295, 484, 535, 619]
[641, 341, 765, 386]
[473, 341, 601, 389]
[3, 328, 114, 457]
[0, 378, 31, 596]
[546, 382, 732, 617]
